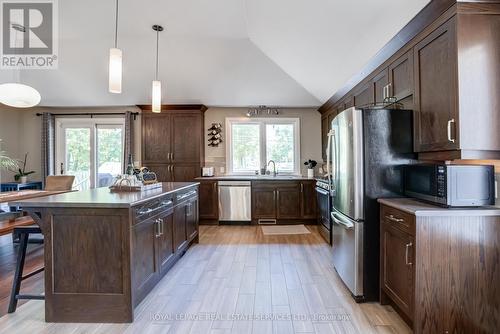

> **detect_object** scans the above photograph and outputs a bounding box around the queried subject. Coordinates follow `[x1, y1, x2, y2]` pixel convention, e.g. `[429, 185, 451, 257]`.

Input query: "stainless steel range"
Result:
[316, 178, 332, 244]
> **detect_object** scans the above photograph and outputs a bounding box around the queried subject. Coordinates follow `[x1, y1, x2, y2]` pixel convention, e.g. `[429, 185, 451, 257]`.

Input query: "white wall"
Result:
[204, 107, 322, 176]
[0, 105, 142, 183]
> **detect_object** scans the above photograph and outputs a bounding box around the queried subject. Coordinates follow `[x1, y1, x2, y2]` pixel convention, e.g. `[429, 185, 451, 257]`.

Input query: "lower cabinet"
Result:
[157, 211, 175, 275]
[132, 186, 199, 308]
[380, 205, 415, 324]
[252, 181, 317, 223]
[199, 180, 218, 222]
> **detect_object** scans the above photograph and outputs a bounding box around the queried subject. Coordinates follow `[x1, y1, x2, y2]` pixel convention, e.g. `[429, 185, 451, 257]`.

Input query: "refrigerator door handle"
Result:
[326, 129, 333, 187]
[331, 212, 354, 229]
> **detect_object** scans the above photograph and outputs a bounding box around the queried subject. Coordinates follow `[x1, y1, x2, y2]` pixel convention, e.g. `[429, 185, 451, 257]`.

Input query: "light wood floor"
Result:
[0, 225, 411, 334]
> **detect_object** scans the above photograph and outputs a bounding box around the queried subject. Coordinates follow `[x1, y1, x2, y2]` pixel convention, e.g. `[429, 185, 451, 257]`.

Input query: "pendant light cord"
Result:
[155, 29, 159, 80]
[114, 0, 119, 48]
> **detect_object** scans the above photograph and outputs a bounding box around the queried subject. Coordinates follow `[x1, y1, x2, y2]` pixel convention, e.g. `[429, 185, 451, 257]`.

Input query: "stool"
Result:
[8, 226, 45, 313]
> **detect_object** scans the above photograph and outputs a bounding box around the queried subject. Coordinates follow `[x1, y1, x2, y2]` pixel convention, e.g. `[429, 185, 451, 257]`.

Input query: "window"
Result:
[226, 118, 300, 175]
[55, 118, 125, 190]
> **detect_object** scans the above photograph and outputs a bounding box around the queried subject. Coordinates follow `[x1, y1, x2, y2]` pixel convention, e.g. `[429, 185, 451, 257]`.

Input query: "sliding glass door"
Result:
[55, 118, 124, 190]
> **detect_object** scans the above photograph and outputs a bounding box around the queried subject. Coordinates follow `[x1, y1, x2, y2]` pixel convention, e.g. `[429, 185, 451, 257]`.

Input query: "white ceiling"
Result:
[1, 0, 430, 107]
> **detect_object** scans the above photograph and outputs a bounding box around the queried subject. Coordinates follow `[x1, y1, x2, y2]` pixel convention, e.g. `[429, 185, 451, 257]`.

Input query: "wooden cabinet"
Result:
[380, 205, 416, 326]
[381, 221, 414, 320]
[141, 105, 206, 181]
[276, 184, 301, 219]
[199, 180, 219, 221]
[173, 202, 187, 252]
[319, 5, 500, 160]
[373, 68, 389, 104]
[414, 17, 458, 153]
[379, 199, 500, 333]
[185, 196, 199, 241]
[252, 181, 317, 223]
[157, 211, 175, 275]
[131, 216, 159, 303]
[301, 181, 317, 219]
[353, 81, 374, 108]
[252, 186, 276, 220]
[388, 51, 413, 102]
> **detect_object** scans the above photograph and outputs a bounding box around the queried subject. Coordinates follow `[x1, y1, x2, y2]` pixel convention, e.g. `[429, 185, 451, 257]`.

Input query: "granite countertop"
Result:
[9, 182, 199, 209]
[195, 175, 318, 181]
[378, 198, 500, 217]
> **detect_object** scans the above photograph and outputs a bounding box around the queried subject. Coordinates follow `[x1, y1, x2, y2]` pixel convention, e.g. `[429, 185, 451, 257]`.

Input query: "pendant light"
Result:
[0, 23, 41, 108]
[152, 25, 163, 113]
[108, 0, 122, 93]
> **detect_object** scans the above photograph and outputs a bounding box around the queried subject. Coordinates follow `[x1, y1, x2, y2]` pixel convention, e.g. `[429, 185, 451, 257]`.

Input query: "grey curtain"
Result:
[41, 112, 55, 187]
[123, 111, 135, 173]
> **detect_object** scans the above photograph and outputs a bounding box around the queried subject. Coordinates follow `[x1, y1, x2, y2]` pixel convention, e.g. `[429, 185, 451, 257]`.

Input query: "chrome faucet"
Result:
[267, 160, 277, 177]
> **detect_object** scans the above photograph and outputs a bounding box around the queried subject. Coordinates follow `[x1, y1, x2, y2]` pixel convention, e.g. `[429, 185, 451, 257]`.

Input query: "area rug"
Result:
[261, 224, 311, 235]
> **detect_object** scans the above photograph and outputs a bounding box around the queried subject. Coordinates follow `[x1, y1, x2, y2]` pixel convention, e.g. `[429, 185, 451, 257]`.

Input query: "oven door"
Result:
[316, 186, 331, 244]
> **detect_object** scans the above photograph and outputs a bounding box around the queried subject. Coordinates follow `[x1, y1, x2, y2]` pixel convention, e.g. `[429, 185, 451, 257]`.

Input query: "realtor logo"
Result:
[1, 0, 58, 69]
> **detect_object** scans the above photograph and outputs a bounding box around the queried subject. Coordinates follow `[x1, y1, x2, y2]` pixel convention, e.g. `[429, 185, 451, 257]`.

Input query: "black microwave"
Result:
[403, 164, 495, 207]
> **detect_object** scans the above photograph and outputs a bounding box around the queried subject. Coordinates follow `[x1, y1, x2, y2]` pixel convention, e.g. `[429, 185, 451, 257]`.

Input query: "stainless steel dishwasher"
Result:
[218, 181, 251, 222]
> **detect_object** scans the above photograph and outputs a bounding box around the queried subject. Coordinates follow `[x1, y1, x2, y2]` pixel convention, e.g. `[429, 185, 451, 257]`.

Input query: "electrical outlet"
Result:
[220, 166, 225, 174]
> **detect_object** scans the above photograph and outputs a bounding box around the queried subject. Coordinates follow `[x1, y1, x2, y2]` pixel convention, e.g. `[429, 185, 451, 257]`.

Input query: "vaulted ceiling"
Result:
[4, 0, 430, 107]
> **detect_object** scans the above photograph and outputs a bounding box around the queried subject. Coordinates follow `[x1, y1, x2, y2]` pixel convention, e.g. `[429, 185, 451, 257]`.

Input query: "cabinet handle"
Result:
[300, 183, 304, 193]
[138, 208, 153, 215]
[159, 218, 164, 236]
[447, 119, 456, 143]
[385, 215, 404, 223]
[155, 219, 160, 238]
[405, 242, 413, 265]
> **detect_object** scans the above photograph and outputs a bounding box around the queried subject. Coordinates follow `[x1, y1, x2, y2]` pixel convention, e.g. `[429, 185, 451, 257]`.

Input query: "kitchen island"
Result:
[10, 182, 199, 323]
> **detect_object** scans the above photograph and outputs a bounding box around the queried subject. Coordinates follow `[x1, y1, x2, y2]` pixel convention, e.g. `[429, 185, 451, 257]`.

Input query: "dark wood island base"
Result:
[11, 182, 199, 323]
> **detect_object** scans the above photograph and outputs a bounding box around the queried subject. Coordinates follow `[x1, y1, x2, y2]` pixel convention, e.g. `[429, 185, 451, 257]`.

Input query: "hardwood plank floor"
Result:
[0, 225, 411, 333]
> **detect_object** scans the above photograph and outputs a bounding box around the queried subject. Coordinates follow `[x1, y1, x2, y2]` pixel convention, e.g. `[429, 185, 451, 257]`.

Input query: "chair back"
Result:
[44, 175, 75, 191]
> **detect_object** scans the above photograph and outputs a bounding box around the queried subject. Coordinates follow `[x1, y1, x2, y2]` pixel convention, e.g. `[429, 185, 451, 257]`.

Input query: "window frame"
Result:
[55, 117, 125, 189]
[226, 117, 300, 175]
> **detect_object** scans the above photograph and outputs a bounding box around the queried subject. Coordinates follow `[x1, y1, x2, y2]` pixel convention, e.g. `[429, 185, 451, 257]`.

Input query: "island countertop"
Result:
[9, 182, 199, 209]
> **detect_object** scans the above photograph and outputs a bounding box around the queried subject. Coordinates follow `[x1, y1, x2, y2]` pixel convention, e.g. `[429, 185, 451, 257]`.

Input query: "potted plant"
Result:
[304, 159, 317, 178]
[0, 149, 19, 183]
[14, 153, 35, 184]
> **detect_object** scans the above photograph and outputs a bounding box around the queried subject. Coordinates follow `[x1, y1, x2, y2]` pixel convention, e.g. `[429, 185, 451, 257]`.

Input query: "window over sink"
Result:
[226, 118, 300, 175]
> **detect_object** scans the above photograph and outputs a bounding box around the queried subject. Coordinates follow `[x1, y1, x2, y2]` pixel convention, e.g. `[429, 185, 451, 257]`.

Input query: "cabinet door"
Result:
[373, 68, 389, 104]
[185, 198, 199, 241]
[342, 96, 354, 109]
[354, 81, 374, 108]
[414, 17, 458, 152]
[381, 222, 414, 319]
[388, 50, 414, 102]
[131, 219, 159, 302]
[321, 116, 329, 161]
[199, 181, 218, 220]
[252, 188, 276, 219]
[147, 164, 173, 182]
[276, 185, 301, 219]
[173, 203, 188, 252]
[142, 115, 171, 163]
[157, 211, 174, 275]
[172, 163, 201, 182]
[171, 113, 203, 163]
[301, 181, 317, 219]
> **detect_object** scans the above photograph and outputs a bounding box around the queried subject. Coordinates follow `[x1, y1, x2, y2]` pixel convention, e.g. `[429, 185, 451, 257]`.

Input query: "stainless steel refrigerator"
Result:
[326, 107, 415, 302]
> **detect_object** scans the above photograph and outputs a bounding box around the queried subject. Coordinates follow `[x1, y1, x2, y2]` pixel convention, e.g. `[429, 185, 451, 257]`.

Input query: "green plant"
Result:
[0, 150, 19, 171]
[14, 152, 35, 181]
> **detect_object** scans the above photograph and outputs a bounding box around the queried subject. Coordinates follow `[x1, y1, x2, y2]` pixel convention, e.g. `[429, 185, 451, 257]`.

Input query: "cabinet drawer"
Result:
[380, 205, 415, 235]
[134, 194, 174, 223]
[175, 187, 198, 205]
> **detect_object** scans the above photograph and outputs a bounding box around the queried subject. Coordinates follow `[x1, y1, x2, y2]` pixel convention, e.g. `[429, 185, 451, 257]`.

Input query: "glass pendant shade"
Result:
[108, 47, 122, 93]
[152, 80, 161, 113]
[0, 83, 41, 108]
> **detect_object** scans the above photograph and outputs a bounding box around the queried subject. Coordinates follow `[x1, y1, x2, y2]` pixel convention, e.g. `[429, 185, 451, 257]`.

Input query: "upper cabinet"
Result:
[388, 51, 414, 103]
[414, 17, 458, 153]
[319, 3, 500, 160]
[140, 105, 207, 181]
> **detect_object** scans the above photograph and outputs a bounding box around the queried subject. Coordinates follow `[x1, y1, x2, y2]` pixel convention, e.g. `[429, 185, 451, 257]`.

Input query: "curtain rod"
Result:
[35, 112, 139, 120]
